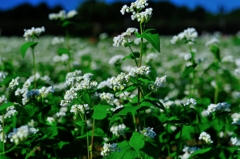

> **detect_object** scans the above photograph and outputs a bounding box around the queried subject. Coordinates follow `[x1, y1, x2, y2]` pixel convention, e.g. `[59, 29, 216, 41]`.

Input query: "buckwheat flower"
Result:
[110, 124, 126, 136]
[128, 66, 150, 77]
[0, 95, 7, 104]
[231, 113, 240, 125]
[55, 107, 68, 118]
[49, 10, 66, 20]
[148, 75, 167, 91]
[206, 102, 231, 115]
[101, 143, 120, 157]
[235, 68, 240, 75]
[120, 5, 129, 15]
[51, 37, 64, 45]
[0, 71, 7, 81]
[47, 117, 55, 124]
[222, 55, 234, 63]
[8, 125, 37, 145]
[171, 28, 198, 45]
[39, 86, 54, 98]
[199, 132, 213, 144]
[70, 104, 89, 114]
[179, 146, 200, 159]
[231, 137, 240, 146]
[5, 106, 17, 119]
[113, 28, 138, 47]
[108, 55, 124, 65]
[205, 37, 219, 46]
[97, 80, 110, 89]
[8, 76, 20, 90]
[67, 10, 78, 18]
[140, 127, 156, 138]
[145, 52, 158, 63]
[182, 98, 197, 107]
[131, 7, 153, 23]
[99, 92, 115, 105]
[23, 26, 45, 41]
[108, 72, 129, 91]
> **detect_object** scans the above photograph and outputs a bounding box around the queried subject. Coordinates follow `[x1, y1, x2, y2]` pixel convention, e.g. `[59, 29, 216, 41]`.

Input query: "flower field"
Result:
[0, 0, 240, 158]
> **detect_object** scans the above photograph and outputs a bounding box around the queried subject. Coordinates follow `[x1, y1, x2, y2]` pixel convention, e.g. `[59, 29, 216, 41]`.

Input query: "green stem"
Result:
[85, 115, 90, 159]
[132, 112, 137, 131]
[90, 119, 95, 159]
[177, 125, 183, 159]
[138, 23, 143, 67]
[2, 115, 4, 155]
[31, 47, 36, 89]
[0, 145, 17, 155]
[128, 45, 138, 66]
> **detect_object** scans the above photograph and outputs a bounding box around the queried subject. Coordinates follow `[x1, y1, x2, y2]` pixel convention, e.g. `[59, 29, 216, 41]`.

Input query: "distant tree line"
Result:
[0, 0, 240, 37]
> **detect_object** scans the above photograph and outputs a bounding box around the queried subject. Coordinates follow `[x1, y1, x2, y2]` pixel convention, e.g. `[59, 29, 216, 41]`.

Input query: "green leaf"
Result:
[89, 128, 105, 137]
[20, 42, 38, 58]
[122, 52, 140, 61]
[130, 132, 145, 151]
[58, 141, 70, 149]
[58, 48, 70, 55]
[107, 141, 139, 159]
[182, 64, 197, 78]
[0, 102, 13, 111]
[76, 120, 85, 127]
[210, 45, 221, 61]
[92, 105, 111, 120]
[189, 147, 216, 158]
[117, 106, 139, 116]
[135, 29, 160, 53]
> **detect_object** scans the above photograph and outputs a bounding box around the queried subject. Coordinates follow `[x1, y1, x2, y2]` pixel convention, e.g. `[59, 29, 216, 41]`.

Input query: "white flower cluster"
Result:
[140, 127, 156, 138]
[100, 143, 120, 157]
[55, 107, 68, 118]
[0, 95, 7, 105]
[4, 106, 18, 119]
[38, 86, 54, 98]
[108, 72, 129, 91]
[205, 37, 219, 46]
[15, 73, 51, 105]
[148, 75, 167, 91]
[99, 92, 115, 105]
[23, 26, 45, 41]
[179, 146, 200, 159]
[113, 27, 138, 47]
[108, 55, 124, 65]
[53, 54, 69, 63]
[235, 68, 240, 75]
[47, 117, 55, 124]
[8, 76, 20, 90]
[199, 132, 213, 144]
[61, 71, 97, 107]
[129, 66, 150, 77]
[51, 37, 64, 45]
[171, 28, 198, 45]
[181, 98, 197, 107]
[0, 71, 7, 82]
[110, 124, 126, 136]
[49, 10, 78, 20]
[107, 66, 150, 91]
[70, 104, 89, 115]
[231, 137, 240, 146]
[206, 102, 231, 115]
[120, 0, 152, 23]
[8, 125, 38, 145]
[145, 52, 158, 63]
[231, 113, 240, 125]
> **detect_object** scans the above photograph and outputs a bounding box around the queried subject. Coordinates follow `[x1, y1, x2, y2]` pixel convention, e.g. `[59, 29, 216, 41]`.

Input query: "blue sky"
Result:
[1, 0, 240, 13]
